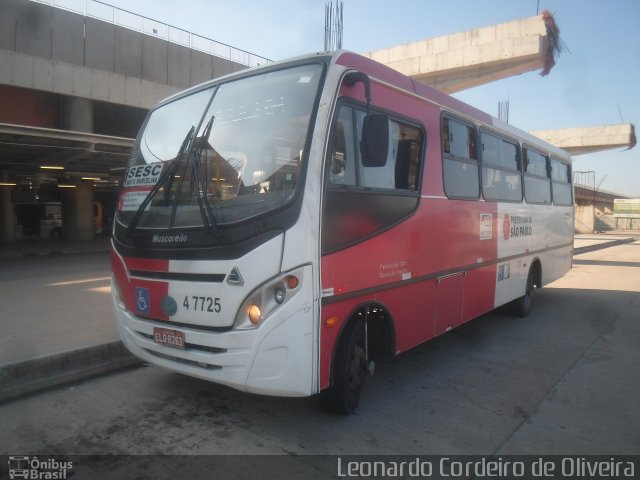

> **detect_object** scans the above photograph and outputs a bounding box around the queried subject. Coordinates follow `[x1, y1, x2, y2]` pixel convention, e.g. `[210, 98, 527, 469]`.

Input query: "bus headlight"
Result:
[234, 269, 303, 330]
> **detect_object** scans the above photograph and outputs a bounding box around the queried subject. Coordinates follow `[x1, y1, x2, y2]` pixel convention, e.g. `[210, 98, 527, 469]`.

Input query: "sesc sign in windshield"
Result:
[124, 163, 164, 187]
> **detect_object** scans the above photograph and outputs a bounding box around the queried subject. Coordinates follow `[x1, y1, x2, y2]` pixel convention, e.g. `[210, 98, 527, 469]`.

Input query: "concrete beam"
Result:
[529, 124, 637, 155]
[0, 122, 134, 148]
[0, 0, 253, 108]
[0, 48, 179, 109]
[365, 14, 556, 93]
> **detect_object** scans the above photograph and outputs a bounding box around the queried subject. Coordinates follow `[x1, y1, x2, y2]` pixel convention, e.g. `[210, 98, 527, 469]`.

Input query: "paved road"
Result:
[0, 253, 116, 363]
[0, 242, 638, 475]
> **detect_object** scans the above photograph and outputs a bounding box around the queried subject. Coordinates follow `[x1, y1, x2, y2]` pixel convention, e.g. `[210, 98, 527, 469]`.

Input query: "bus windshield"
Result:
[117, 64, 323, 230]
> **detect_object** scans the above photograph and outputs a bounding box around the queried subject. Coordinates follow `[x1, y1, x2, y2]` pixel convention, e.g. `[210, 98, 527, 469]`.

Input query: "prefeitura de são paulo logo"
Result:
[503, 213, 511, 240]
[502, 213, 533, 240]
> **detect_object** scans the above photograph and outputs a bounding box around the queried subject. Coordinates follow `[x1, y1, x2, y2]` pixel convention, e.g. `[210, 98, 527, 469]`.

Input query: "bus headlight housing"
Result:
[234, 269, 303, 330]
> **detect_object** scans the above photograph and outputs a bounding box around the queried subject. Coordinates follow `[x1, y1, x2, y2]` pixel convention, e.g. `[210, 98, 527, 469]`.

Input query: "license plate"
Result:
[153, 327, 185, 350]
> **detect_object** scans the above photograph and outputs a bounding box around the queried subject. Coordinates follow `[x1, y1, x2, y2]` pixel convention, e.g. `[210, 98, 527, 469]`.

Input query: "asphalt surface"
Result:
[0, 233, 638, 410]
[0, 239, 637, 480]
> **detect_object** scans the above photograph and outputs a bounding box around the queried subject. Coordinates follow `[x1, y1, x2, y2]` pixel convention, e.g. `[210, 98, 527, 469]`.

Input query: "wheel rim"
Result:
[523, 275, 534, 309]
[523, 291, 531, 310]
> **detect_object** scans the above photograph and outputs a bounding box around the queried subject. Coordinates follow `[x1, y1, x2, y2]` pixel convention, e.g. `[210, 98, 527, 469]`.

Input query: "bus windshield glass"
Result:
[117, 64, 323, 230]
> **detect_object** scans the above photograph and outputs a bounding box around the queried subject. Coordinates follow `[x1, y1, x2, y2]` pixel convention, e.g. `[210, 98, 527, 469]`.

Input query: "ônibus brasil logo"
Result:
[8, 456, 73, 479]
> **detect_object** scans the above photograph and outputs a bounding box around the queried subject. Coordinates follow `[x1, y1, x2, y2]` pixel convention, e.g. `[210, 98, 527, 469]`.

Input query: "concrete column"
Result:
[62, 183, 95, 240]
[574, 205, 595, 234]
[0, 186, 16, 244]
[62, 96, 94, 133]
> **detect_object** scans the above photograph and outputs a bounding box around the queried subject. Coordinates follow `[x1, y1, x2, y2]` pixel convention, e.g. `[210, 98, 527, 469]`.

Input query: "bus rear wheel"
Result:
[510, 266, 536, 317]
[321, 319, 367, 414]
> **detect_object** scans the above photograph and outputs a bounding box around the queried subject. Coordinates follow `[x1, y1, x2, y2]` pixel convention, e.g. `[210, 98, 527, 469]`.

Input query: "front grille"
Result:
[138, 332, 227, 354]
[133, 314, 233, 333]
[143, 348, 222, 370]
[129, 270, 226, 283]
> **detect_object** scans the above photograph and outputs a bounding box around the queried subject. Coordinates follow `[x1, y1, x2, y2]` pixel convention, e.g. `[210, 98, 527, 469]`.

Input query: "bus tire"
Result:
[511, 266, 536, 317]
[321, 319, 367, 414]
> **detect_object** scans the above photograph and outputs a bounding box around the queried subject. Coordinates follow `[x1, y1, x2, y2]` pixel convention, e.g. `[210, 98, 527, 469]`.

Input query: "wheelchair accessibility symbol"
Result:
[136, 287, 150, 313]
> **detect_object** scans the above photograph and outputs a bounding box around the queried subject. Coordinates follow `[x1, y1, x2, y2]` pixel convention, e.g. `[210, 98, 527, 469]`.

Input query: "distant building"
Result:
[613, 199, 640, 231]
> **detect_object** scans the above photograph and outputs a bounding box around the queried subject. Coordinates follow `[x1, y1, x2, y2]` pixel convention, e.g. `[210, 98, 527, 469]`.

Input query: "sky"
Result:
[103, 0, 640, 197]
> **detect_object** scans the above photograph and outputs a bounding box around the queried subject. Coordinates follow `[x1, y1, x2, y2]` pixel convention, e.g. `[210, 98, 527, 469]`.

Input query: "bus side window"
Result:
[329, 105, 423, 192]
[550, 157, 573, 205]
[393, 126, 422, 191]
[442, 116, 479, 199]
[329, 107, 357, 186]
[481, 131, 522, 202]
[395, 140, 414, 190]
[352, 110, 423, 192]
[358, 118, 398, 189]
[523, 148, 551, 204]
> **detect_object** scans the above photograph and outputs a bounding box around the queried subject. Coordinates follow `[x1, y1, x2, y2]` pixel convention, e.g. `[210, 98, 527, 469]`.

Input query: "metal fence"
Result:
[30, 0, 272, 67]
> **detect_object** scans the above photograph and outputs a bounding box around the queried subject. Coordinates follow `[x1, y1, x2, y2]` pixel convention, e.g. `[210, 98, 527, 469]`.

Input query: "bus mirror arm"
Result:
[344, 71, 371, 114]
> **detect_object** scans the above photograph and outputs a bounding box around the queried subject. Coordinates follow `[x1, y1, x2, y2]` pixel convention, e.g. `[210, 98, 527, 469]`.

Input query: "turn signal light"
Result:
[286, 275, 299, 289]
[325, 316, 339, 328]
[248, 305, 261, 324]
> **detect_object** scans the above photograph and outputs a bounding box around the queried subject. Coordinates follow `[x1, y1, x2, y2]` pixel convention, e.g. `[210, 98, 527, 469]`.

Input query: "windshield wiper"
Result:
[191, 115, 218, 235]
[126, 125, 195, 237]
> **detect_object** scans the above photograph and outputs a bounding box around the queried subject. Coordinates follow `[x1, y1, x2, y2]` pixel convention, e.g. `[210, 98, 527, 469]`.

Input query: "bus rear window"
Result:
[551, 157, 572, 206]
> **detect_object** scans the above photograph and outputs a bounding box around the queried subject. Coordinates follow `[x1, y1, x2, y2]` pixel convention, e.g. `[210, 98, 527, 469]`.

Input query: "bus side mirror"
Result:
[360, 114, 389, 167]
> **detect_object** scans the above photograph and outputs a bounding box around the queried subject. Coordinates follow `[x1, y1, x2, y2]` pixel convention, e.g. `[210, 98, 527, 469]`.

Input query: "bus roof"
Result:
[156, 50, 571, 162]
[333, 51, 571, 162]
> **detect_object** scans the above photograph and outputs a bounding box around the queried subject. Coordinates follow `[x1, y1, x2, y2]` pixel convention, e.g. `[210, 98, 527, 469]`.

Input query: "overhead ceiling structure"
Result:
[0, 123, 133, 188]
[0, 0, 261, 191]
[364, 11, 564, 93]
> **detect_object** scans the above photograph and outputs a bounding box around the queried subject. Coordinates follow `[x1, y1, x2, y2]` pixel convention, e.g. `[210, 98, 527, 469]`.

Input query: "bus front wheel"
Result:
[321, 319, 367, 414]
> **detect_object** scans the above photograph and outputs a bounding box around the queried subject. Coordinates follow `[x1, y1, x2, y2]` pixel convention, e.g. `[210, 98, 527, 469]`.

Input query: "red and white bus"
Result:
[111, 51, 573, 413]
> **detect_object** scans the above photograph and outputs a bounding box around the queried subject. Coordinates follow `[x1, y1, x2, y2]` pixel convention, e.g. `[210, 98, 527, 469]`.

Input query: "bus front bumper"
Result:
[111, 267, 317, 398]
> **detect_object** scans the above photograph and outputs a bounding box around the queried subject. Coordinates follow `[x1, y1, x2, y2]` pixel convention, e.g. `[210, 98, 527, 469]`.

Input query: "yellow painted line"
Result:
[48, 276, 111, 286]
[86, 286, 112, 293]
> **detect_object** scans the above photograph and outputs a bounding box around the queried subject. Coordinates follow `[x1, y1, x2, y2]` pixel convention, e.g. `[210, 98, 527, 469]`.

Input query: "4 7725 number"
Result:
[183, 295, 221, 313]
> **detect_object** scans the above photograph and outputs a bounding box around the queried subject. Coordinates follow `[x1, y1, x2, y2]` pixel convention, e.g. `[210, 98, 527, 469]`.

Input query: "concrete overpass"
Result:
[1, 3, 634, 244]
[573, 185, 632, 234]
[529, 124, 637, 155]
[0, 0, 269, 242]
[365, 11, 562, 93]
[362, 12, 637, 160]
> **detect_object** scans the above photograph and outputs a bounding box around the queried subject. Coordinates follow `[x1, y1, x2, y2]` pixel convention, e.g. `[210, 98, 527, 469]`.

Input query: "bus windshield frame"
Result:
[116, 63, 325, 234]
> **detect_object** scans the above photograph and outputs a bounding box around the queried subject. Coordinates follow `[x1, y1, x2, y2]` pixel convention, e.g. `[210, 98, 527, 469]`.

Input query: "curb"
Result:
[0, 246, 111, 262]
[0, 341, 141, 403]
[574, 237, 635, 255]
